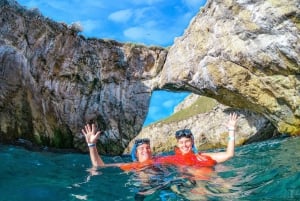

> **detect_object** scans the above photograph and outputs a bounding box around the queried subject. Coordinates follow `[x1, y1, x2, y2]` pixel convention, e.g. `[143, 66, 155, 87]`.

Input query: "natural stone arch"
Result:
[0, 0, 299, 155]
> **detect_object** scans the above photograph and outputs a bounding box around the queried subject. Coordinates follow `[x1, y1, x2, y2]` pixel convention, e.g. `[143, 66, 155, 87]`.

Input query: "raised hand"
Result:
[81, 124, 101, 144]
[226, 113, 238, 130]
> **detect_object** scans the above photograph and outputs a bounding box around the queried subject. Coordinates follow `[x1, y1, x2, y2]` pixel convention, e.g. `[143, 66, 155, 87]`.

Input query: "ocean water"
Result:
[0, 136, 299, 201]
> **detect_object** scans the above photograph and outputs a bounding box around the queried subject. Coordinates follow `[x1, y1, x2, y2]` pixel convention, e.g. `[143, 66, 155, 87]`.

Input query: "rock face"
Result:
[125, 94, 277, 154]
[0, 0, 167, 154]
[159, 0, 300, 135]
[0, 0, 299, 154]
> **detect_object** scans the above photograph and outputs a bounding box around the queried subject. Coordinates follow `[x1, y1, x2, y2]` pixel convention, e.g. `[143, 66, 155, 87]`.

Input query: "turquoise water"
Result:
[0, 136, 300, 201]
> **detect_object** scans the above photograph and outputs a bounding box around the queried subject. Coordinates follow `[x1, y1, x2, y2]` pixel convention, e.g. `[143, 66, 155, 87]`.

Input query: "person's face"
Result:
[136, 143, 152, 162]
[177, 137, 193, 155]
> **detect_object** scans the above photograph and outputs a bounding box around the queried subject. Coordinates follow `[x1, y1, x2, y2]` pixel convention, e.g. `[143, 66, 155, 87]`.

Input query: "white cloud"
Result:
[133, 7, 157, 23]
[163, 100, 176, 109]
[41, 0, 71, 11]
[124, 26, 173, 45]
[147, 106, 160, 116]
[143, 20, 157, 28]
[123, 27, 144, 40]
[108, 9, 133, 23]
[147, 106, 166, 121]
[79, 19, 101, 34]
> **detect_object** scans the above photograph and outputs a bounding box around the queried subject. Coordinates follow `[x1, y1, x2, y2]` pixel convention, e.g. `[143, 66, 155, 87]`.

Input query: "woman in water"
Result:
[155, 113, 238, 166]
[163, 113, 239, 198]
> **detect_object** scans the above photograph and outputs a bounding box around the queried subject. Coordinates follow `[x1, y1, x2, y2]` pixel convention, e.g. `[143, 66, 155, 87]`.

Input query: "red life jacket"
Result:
[155, 147, 216, 167]
[119, 148, 216, 171]
[155, 148, 216, 180]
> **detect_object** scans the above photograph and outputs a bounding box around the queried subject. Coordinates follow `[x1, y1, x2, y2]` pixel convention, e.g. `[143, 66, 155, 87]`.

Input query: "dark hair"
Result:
[175, 129, 193, 139]
[175, 129, 199, 154]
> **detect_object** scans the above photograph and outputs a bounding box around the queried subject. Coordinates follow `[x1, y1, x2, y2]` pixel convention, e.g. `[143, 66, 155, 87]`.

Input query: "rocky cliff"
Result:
[0, 0, 167, 154]
[0, 0, 299, 154]
[158, 0, 300, 135]
[125, 94, 278, 154]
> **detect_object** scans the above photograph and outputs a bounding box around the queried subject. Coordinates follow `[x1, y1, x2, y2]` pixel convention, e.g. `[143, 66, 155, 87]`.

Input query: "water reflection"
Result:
[90, 163, 241, 201]
[1, 137, 298, 201]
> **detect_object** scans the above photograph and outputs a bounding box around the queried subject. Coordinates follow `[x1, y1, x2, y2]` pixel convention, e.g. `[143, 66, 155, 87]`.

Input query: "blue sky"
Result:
[17, 0, 207, 126]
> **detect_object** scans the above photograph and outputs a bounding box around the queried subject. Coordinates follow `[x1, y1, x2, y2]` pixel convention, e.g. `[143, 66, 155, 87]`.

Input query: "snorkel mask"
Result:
[130, 138, 150, 161]
[175, 129, 198, 154]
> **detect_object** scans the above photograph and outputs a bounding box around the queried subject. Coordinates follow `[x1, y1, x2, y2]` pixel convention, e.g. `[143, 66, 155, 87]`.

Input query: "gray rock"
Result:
[0, 0, 167, 154]
[158, 0, 300, 135]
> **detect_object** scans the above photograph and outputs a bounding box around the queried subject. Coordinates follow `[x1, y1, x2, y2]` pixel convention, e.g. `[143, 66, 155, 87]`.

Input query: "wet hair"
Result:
[175, 129, 193, 139]
[175, 129, 198, 154]
[130, 138, 150, 161]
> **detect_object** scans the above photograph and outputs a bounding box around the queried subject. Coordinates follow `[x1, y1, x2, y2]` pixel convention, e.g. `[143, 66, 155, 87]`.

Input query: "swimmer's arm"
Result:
[82, 124, 132, 169]
[88, 147, 129, 168]
[202, 113, 238, 163]
[82, 123, 106, 167]
[88, 145, 105, 167]
[202, 135, 234, 163]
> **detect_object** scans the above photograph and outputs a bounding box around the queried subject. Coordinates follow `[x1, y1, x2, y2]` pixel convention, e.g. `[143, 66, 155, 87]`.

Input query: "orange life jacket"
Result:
[119, 159, 154, 171]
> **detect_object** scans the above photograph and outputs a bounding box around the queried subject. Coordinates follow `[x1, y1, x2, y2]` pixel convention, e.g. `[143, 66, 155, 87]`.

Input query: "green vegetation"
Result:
[39, 133, 50, 146]
[159, 96, 218, 124]
[97, 139, 123, 155]
[51, 128, 73, 148]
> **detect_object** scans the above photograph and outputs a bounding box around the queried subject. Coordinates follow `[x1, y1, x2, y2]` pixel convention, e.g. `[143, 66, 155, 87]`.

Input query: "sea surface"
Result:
[0, 136, 299, 201]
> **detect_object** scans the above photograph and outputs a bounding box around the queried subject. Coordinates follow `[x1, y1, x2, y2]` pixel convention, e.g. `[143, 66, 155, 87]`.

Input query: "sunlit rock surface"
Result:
[159, 0, 300, 135]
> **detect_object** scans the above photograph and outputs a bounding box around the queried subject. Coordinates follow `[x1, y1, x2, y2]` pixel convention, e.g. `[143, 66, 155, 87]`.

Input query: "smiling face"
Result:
[136, 143, 152, 162]
[177, 137, 193, 155]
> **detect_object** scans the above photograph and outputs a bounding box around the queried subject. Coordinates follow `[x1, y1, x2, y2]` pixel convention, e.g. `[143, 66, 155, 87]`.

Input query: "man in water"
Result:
[81, 124, 153, 170]
[163, 113, 239, 198]
[82, 124, 167, 200]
